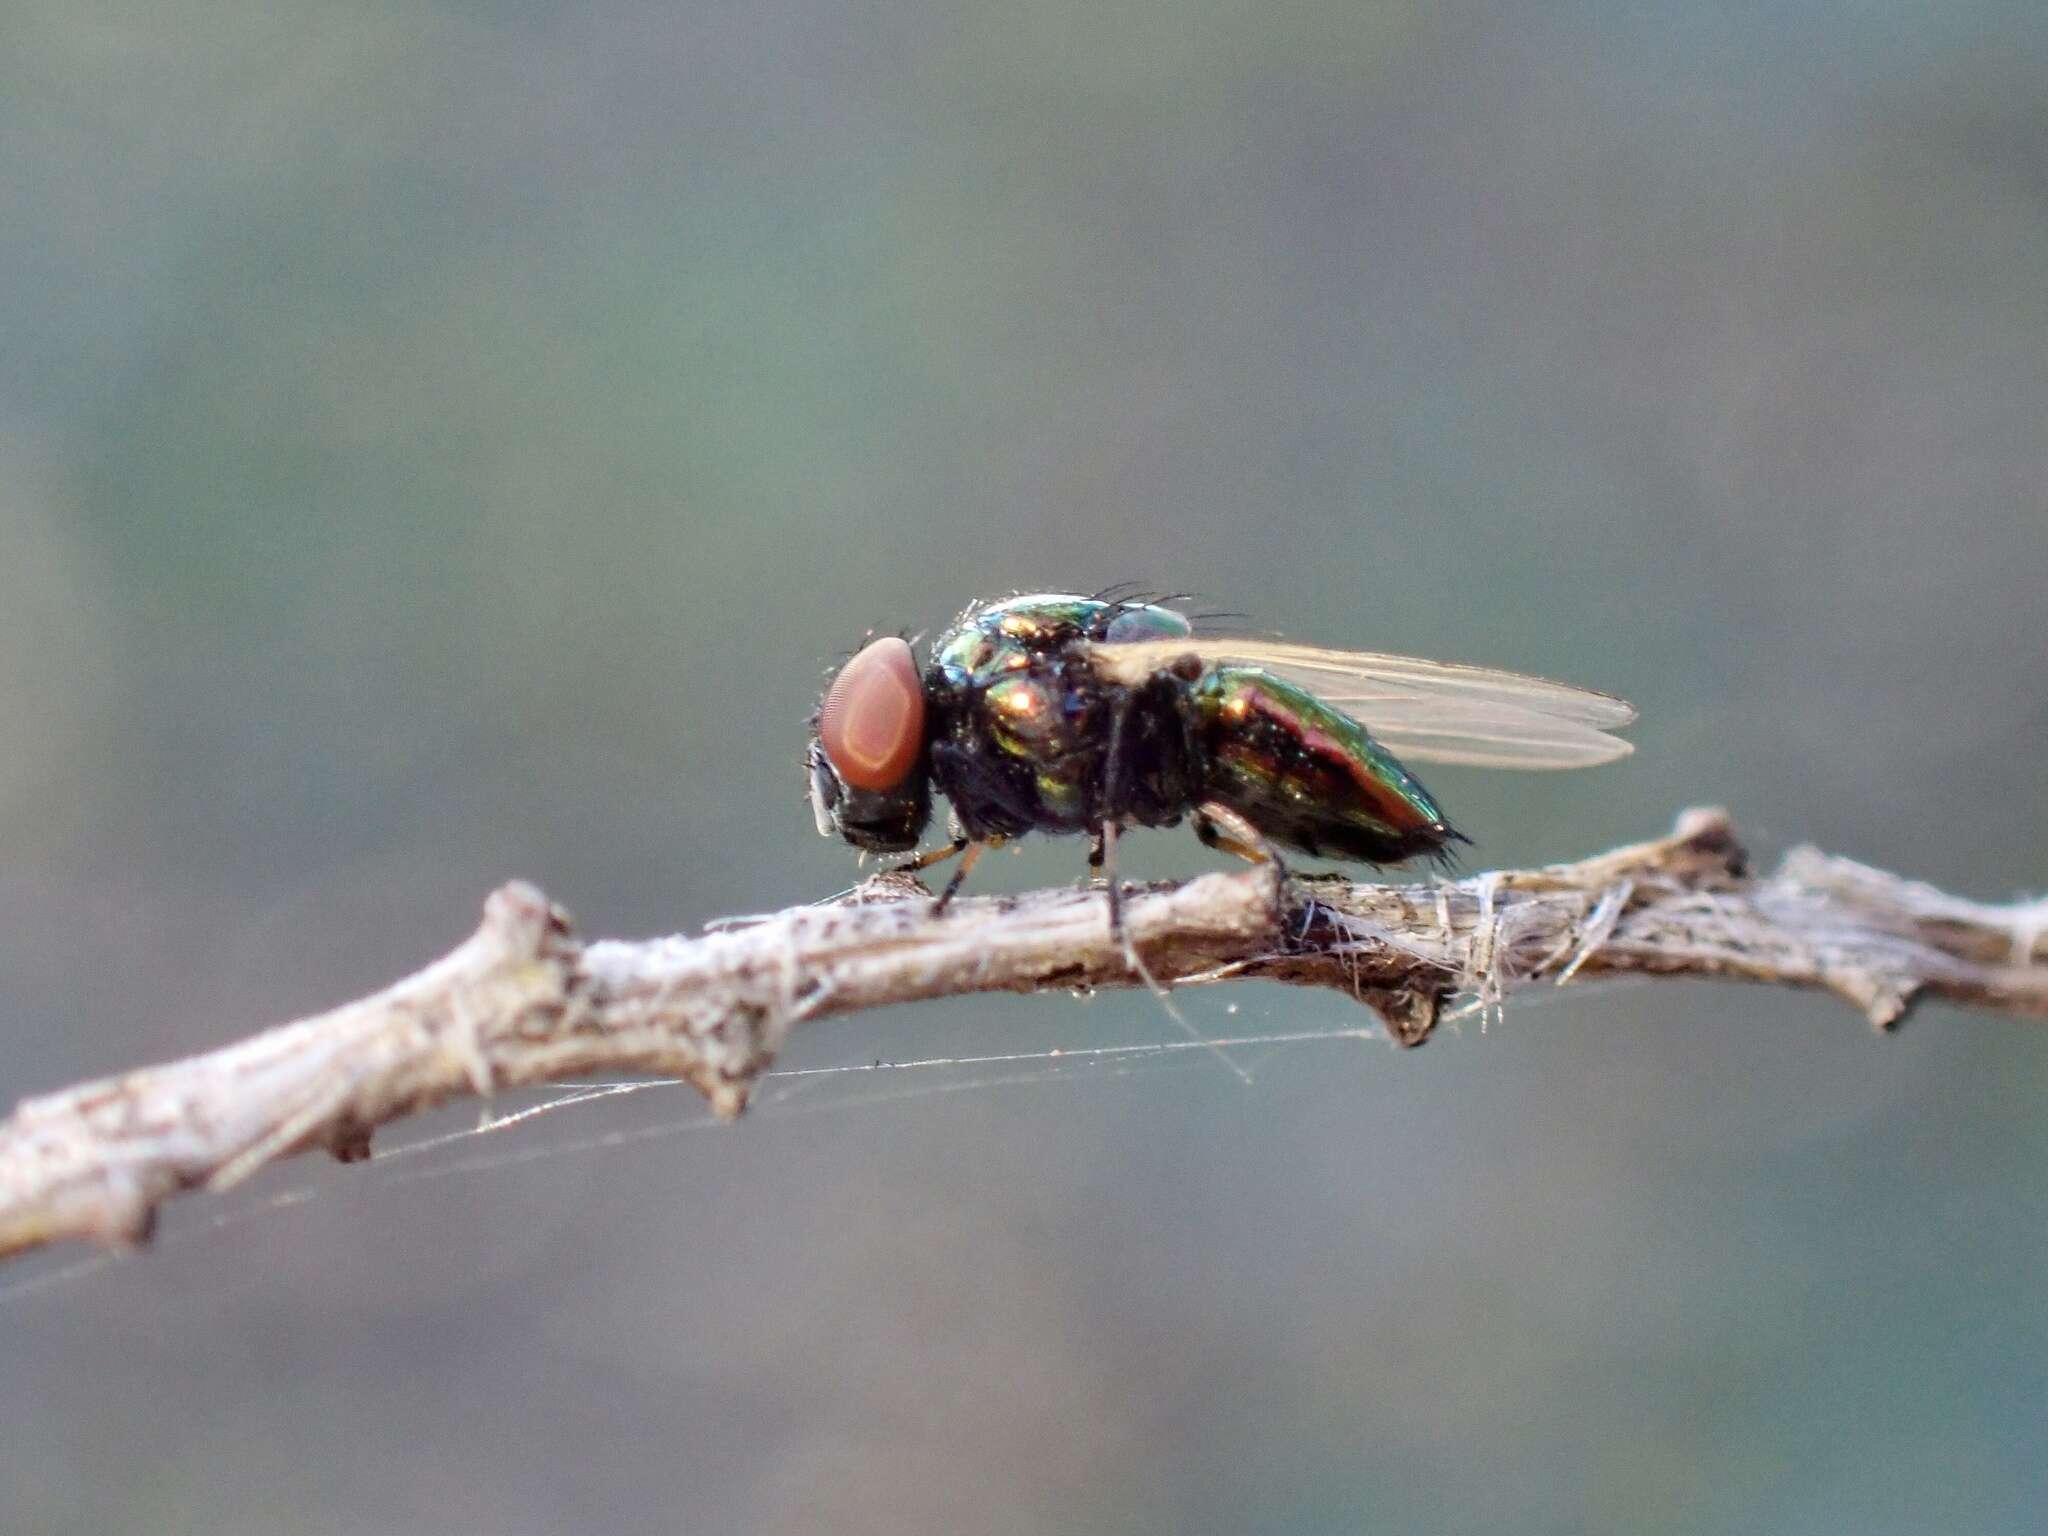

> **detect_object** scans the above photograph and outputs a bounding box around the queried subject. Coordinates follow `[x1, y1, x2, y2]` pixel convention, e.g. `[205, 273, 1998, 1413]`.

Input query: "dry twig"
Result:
[2, 808, 2042, 1266]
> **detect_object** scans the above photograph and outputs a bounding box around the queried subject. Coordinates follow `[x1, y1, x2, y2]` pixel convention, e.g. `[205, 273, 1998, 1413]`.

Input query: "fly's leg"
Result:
[1193, 801, 1289, 866]
[1100, 701, 1251, 1085]
[889, 835, 969, 878]
[1195, 800, 1294, 932]
[881, 812, 993, 915]
[816, 831, 971, 910]
[932, 839, 996, 913]
[1095, 816, 1149, 979]
[1098, 694, 1137, 942]
[890, 811, 988, 912]
[1099, 818, 1127, 950]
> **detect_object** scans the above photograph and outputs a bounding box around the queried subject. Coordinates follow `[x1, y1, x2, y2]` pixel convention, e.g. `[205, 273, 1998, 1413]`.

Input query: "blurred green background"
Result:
[5, 1, 2046, 1531]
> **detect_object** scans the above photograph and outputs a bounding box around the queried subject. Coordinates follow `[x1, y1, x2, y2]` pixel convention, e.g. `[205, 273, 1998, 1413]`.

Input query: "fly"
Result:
[805, 592, 1636, 922]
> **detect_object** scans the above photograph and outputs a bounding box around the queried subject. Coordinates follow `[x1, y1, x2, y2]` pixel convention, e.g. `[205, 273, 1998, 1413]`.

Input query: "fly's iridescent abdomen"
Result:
[1188, 667, 1460, 865]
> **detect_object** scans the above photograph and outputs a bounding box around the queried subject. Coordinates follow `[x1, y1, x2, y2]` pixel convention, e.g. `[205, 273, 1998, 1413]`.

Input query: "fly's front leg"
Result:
[933, 837, 1000, 913]
[879, 809, 992, 915]
[885, 808, 970, 877]
[889, 835, 969, 877]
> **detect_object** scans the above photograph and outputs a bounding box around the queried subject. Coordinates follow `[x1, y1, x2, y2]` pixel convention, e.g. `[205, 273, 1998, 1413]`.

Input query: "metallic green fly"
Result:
[807, 591, 1635, 911]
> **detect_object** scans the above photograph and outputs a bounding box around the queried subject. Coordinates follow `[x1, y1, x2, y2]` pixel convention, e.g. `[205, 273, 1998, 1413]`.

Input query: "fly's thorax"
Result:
[926, 595, 1136, 764]
[933, 593, 1193, 677]
[1189, 667, 1457, 865]
[982, 670, 1085, 753]
[922, 594, 1204, 839]
[927, 649, 1104, 835]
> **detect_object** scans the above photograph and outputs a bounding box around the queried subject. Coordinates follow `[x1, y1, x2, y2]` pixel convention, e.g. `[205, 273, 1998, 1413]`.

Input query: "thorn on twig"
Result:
[1365, 985, 1444, 1047]
[326, 1121, 374, 1164]
[1858, 976, 1924, 1033]
[483, 880, 576, 956]
[90, 1174, 158, 1251]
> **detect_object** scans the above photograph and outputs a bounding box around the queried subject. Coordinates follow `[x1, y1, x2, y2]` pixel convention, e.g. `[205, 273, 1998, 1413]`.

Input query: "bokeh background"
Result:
[5, 2, 2046, 1531]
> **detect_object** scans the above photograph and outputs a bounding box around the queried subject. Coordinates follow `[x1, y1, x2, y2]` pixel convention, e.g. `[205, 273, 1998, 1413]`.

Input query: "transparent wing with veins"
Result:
[1090, 637, 1637, 769]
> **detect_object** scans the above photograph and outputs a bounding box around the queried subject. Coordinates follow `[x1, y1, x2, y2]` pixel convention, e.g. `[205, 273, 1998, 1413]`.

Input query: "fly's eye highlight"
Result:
[818, 636, 926, 791]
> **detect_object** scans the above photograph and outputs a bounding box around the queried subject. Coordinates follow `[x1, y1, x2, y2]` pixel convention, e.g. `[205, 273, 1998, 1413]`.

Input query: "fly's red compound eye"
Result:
[819, 636, 925, 791]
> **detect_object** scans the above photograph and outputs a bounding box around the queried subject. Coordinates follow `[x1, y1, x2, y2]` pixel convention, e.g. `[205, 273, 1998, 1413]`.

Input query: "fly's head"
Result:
[806, 636, 932, 853]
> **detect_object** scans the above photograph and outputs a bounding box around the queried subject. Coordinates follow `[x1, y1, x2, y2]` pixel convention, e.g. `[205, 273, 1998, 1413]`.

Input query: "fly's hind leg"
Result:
[1195, 801, 1294, 931]
[1194, 802, 1289, 873]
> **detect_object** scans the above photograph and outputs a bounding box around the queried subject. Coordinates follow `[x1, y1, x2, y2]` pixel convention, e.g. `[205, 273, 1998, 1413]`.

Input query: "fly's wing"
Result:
[1091, 638, 1636, 769]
